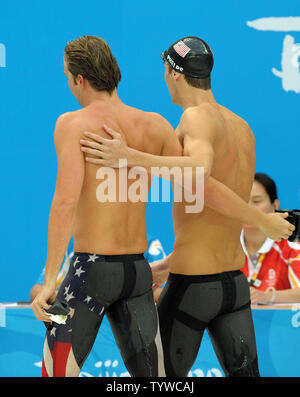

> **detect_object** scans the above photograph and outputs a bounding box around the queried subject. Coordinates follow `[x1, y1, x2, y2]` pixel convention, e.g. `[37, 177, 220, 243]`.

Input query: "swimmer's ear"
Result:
[171, 70, 181, 81]
[75, 74, 84, 86]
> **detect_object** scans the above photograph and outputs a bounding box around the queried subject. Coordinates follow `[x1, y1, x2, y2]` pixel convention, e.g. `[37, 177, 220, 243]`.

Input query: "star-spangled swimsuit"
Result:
[42, 252, 165, 377]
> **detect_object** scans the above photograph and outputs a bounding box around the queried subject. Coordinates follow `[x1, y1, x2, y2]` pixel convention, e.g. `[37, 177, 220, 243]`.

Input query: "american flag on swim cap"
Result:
[173, 41, 191, 58]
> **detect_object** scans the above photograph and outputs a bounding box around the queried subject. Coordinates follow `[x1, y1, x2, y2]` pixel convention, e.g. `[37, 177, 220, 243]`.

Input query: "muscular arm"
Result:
[81, 109, 294, 240]
[149, 111, 292, 237]
[32, 113, 85, 321]
[44, 114, 85, 285]
[127, 109, 214, 176]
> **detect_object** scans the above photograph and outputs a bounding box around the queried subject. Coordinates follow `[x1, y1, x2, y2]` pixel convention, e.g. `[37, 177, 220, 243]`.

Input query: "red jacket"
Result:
[240, 230, 300, 291]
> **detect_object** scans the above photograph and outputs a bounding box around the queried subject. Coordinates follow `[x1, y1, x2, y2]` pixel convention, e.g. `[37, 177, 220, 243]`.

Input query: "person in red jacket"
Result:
[241, 173, 300, 304]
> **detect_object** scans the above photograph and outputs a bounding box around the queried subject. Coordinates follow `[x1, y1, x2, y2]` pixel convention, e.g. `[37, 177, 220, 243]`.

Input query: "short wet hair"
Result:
[64, 36, 121, 94]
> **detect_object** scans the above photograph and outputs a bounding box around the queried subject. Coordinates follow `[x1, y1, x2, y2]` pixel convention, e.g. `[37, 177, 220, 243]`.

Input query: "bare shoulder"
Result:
[179, 103, 224, 146]
[55, 111, 80, 130]
[218, 104, 255, 145]
[135, 110, 175, 139]
[145, 111, 182, 156]
[185, 102, 220, 117]
[242, 119, 255, 147]
[122, 104, 174, 134]
[53, 111, 84, 145]
[145, 111, 174, 132]
[231, 111, 255, 146]
[181, 103, 222, 131]
[183, 102, 218, 117]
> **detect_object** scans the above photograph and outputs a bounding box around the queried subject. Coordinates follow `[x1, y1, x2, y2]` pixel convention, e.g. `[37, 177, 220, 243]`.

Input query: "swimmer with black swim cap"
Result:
[80, 35, 295, 378]
[161, 36, 213, 79]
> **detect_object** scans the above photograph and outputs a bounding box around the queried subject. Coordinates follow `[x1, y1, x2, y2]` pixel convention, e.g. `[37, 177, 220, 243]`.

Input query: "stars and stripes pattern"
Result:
[42, 253, 105, 377]
[41, 252, 158, 377]
[173, 41, 191, 58]
[59, 253, 105, 315]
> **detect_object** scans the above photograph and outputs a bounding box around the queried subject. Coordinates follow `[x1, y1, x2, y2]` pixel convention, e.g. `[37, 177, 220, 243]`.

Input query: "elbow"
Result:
[52, 194, 79, 209]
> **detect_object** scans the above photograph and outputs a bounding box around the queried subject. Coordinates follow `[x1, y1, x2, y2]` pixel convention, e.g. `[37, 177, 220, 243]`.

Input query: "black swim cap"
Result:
[161, 36, 213, 79]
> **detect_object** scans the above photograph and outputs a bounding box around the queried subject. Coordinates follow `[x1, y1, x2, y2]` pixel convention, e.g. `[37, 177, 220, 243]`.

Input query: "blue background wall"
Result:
[0, 0, 299, 301]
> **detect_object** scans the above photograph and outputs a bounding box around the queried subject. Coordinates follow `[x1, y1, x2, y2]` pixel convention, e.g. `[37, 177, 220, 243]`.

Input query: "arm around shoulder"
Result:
[148, 113, 182, 157]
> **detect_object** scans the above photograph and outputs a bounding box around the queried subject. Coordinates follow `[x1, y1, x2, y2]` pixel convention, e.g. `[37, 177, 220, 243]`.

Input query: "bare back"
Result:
[72, 101, 167, 255]
[171, 104, 256, 274]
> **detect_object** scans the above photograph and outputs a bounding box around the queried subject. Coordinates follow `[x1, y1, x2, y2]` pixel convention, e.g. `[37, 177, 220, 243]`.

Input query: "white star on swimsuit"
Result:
[64, 284, 70, 296]
[73, 257, 80, 267]
[88, 254, 99, 262]
[50, 327, 56, 337]
[65, 291, 75, 302]
[84, 296, 92, 303]
[75, 266, 85, 278]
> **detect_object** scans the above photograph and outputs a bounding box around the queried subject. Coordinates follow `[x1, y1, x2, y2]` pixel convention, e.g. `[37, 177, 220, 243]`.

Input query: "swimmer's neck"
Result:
[78, 88, 121, 108]
[176, 87, 217, 110]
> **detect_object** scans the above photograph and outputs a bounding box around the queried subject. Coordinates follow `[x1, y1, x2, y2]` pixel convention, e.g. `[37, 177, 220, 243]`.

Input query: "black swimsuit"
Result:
[157, 270, 260, 377]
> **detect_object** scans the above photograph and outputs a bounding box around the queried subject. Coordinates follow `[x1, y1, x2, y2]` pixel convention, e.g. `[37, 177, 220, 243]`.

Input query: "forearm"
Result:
[161, 253, 172, 269]
[127, 148, 266, 228]
[43, 198, 77, 287]
[204, 177, 266, 228]
[273, 288, 300, 304]
[151, 253, 172, 286]
[151, 253, 172, 271]
[128, 148, 199, 174]
[127, 148, 207, 200]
